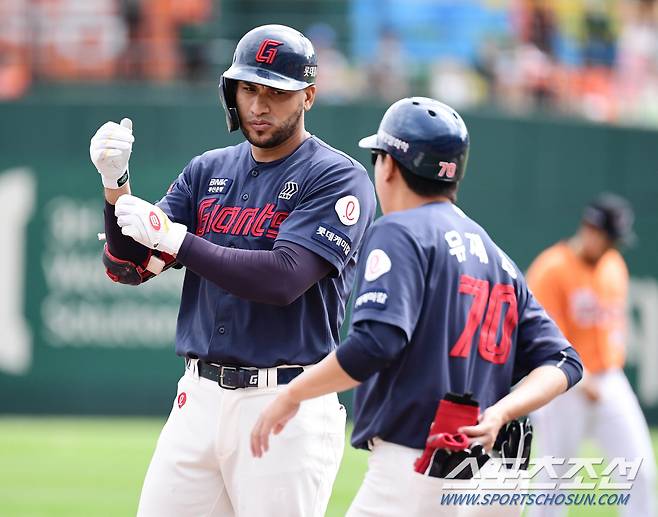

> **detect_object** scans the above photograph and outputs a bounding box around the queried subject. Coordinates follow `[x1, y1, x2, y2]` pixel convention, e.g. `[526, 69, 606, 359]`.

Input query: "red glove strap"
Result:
[426, 432, 470, 451]
[414, 396, 480, 474]
[431, 399, 479, 435]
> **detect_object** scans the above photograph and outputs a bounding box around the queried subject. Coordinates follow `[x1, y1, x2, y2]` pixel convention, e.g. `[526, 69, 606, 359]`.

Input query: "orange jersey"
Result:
[526, 242, 628, 373]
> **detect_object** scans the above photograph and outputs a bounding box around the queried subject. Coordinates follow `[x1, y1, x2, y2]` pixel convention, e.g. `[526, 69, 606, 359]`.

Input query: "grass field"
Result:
[0, 417, 656, 516]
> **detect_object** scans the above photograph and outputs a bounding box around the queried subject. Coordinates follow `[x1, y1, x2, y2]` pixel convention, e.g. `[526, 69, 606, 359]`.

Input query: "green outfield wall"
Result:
[1, 88, 657, 421]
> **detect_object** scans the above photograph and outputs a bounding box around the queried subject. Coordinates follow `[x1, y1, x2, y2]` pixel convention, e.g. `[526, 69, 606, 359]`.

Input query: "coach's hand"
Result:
[251, 390, 300, 458]
[459, 406, 506, 452]
[579, 375, 601, 403]
[90, 118, 134, 189]
[115, 194, 188, 256]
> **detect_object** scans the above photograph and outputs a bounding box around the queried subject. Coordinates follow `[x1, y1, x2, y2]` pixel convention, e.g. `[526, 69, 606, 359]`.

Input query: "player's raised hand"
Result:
[250, 390, 300, 458]
[115, 194, 188, 255]
[459, 406, 506, 452]
[90, 117, 134, 189]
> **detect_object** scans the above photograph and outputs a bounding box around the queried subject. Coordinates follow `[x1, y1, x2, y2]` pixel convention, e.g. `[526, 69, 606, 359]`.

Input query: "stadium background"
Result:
[1, 0, 657, 515]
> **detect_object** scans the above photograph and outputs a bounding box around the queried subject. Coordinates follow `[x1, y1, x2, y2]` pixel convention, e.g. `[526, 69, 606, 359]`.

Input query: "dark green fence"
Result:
[1, 87, 657, 421]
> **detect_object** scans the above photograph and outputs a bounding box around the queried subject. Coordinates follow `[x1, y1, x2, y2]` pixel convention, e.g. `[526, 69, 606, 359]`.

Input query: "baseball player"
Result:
[88, 24, 376, 517]
[526, 194, 656, 517]
[251, 97, 583, 516]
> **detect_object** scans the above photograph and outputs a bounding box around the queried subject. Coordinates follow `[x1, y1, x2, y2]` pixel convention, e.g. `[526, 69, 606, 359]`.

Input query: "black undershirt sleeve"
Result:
[176, 233, 333, 306]
[103, 200, 150, 264]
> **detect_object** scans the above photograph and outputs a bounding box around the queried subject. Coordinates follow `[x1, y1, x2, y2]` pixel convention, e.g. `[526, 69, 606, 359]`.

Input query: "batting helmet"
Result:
[582, 193, 636, 245]
[358, 97, 469, 182]
[219, 24, 318, 132]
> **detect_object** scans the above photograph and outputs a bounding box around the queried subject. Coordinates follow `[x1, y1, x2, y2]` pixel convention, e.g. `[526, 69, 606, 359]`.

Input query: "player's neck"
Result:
[568, 237, 584, 258]
[568, 236, 600, 266]
[385, 193, 452, 214]
[250, 127, 311, 163]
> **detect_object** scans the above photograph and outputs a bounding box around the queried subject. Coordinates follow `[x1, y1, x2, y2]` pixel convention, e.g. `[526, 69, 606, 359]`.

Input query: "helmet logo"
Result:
[438, 161, 457, 179]
[255, 39, 284, 64]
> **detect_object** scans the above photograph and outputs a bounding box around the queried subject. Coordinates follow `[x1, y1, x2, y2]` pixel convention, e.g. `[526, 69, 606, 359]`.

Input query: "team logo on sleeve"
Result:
[207, 178, 233, 195]
[364, 249, 391, 281]
[278, 181, 299, 200]
[335, 195, 360, 226]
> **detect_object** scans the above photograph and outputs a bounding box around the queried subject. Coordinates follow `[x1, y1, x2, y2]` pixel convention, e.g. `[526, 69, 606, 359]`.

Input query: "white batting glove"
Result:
[90, 118, 134, 189]
[115, 194, 188, 256]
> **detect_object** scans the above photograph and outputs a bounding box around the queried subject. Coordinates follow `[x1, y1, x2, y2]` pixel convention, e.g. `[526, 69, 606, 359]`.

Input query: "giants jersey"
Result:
[156, 136, 376, 367]
[526, 243, 627, 373]
[348, 202, 573, 450]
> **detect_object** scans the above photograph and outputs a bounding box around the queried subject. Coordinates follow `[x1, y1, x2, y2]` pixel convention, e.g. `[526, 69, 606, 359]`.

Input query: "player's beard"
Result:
[241, 103, 304, 149]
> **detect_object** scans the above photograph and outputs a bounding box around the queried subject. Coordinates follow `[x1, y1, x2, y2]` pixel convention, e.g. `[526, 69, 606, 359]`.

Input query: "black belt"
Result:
[186, 359, 304, 390]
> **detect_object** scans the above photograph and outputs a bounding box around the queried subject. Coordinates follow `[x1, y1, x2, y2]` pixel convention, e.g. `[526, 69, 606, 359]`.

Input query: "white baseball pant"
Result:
[346, 438, 525, 517]
[137, 363, 346, 517]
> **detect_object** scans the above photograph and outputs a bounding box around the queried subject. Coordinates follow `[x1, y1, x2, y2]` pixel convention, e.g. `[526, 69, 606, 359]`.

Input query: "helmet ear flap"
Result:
[219, 76, 240, 132]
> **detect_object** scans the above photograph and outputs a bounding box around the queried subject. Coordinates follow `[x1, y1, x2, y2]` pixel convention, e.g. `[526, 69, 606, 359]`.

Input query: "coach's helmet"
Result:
[219, 24, 318, 132]
[358, 97, 469, 182]
[582, 193, 636, 245]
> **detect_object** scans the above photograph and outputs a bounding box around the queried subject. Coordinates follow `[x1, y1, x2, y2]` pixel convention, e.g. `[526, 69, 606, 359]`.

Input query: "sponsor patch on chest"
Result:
[207, 178, 233, 195]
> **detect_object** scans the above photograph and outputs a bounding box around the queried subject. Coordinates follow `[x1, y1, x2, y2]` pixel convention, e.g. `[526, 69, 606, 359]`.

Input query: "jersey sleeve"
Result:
[349, 222, 426, 341]
[156, 158, 197, 229]
[275, 164, 376, 274]
[512, 281, 582, 387]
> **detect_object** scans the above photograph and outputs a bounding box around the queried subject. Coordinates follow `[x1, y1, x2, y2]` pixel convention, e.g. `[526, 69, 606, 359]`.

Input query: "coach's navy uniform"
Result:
[338, 202, 580, 450]
[249, 97, 583, 517]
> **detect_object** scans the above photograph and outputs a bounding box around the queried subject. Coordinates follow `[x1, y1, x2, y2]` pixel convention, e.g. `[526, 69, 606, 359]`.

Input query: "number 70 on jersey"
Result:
[450, 275, 518, 365]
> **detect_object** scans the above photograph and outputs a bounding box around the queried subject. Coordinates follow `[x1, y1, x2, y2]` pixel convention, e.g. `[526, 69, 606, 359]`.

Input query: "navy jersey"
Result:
[156, 136, 376, 367]
[348, 202, 574, 450]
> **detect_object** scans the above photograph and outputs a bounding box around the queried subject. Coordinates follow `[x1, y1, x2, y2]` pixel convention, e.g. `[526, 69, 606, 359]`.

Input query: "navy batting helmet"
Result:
[219, 24, 318, 132]
[358, 97, 469, 182]
[582, 193, 636, 245]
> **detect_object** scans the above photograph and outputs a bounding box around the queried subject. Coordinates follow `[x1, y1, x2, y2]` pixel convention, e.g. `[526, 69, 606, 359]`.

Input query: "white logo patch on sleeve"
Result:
[335, 195, 360, 226]
[364, 249, 392, 281]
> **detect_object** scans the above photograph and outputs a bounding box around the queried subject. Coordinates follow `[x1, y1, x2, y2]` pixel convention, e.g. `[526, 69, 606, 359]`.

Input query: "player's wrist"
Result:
[158, 221, 188, 256]
[486, 403, 510, 427]
[101, 168, 130, 189]
[104, 183, 131, 205]
[283, 384, 304, 405]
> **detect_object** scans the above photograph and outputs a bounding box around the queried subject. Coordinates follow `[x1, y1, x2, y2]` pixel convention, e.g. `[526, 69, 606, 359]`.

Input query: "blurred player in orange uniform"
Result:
[526, 193, 655, 517]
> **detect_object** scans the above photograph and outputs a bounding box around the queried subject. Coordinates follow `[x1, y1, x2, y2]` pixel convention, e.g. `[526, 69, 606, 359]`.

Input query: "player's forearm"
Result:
[490, 365, 568, 423]
[103, 199, 150, 263]
[176, 234, 332, 305]
[104, 183, 131, 205]
[286, 351, 360, 403]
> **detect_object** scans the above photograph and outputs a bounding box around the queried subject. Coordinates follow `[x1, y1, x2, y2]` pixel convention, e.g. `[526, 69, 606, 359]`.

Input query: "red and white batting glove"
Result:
[115, 194, 188, 256]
